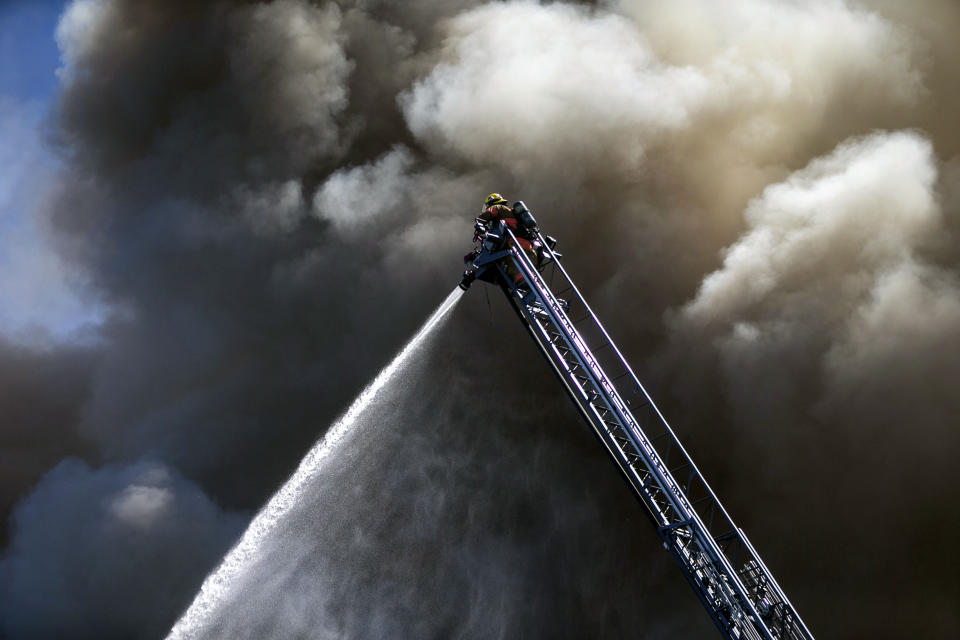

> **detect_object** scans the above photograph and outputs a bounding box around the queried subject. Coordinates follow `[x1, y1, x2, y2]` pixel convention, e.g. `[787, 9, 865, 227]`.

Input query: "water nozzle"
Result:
[459, 269, 476, 291]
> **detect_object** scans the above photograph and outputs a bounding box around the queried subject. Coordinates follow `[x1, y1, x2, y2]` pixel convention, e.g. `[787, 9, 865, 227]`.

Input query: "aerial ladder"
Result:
[458, 203, 815, 640]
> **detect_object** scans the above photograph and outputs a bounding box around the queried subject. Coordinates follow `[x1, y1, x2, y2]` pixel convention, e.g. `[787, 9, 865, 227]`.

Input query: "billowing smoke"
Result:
[1, 459, 245, 639]
[663, 130, 960, 637]
[2, 0, 959, 638]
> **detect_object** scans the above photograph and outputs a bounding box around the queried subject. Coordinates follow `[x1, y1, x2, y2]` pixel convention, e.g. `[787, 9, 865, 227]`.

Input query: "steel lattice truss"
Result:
[467, 221, 815, 640]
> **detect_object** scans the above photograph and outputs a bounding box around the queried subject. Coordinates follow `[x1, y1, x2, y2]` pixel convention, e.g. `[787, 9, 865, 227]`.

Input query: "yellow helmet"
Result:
[484, 192, 507, 207]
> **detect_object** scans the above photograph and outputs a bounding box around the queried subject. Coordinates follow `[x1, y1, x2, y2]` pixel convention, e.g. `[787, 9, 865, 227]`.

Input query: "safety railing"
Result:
[481, 224, 813, 640]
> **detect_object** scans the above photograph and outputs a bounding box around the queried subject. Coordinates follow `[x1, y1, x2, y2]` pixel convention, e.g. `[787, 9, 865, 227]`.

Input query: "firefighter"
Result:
[477, 193, 538, 290]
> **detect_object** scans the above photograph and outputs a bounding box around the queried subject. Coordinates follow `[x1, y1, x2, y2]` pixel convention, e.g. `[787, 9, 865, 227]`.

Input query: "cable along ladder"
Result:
[463, 213, 814, 640]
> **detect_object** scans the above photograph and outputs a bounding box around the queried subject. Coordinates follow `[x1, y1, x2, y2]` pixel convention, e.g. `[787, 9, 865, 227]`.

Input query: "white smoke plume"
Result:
[672, 129, 954, 425]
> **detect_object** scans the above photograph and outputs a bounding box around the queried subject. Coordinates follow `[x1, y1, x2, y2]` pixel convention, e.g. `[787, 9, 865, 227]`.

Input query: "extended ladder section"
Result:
[471, 223, 814, 640]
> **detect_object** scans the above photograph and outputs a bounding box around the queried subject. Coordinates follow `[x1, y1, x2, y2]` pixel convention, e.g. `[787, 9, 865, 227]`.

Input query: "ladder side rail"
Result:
[533, 228, 746, 518]
[502, 273, 723, 557]
[508, 284, 666, 506]
[528, 230, 812, 634]
[502, 239, 775, 639]
[503, 241, 696, 524]
[509, 276, 687, 530]
[509, 230, 747, 545]
[738, 529, 815, 639]
[507, 229, 820, 640]
[496, 265, 753, 639]
[532, 230, 657, 403]
[499, 258, 684, 522]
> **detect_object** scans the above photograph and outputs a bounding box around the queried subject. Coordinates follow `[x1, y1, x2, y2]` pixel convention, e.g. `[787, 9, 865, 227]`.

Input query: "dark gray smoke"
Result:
[0, 458, 245, 640]
[2, 0, 959, 638]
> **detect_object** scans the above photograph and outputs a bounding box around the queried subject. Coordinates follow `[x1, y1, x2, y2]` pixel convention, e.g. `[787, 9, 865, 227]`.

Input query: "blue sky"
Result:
[0, 0, 65, 101]
[0, 0, 104, 341]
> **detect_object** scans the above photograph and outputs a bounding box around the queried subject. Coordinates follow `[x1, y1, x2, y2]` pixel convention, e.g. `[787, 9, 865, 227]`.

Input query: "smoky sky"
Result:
[2, 0, 960, 638]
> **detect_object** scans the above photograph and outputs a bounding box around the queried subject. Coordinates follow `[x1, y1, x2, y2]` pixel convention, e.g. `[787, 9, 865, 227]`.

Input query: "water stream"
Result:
[166, 288, 464, 639]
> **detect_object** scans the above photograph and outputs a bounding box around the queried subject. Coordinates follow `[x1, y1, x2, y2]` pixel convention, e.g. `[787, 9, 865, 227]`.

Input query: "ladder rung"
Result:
[691, 495, 713, 508]
[669, 462, 691, 476]
[714, 530, 737, 543]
